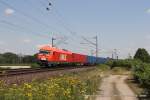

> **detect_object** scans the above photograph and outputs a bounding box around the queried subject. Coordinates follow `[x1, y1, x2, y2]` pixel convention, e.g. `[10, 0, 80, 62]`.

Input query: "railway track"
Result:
[0, 66, 95, 85]
[0, 68, 46, 76]
[0, 66, 94, 77]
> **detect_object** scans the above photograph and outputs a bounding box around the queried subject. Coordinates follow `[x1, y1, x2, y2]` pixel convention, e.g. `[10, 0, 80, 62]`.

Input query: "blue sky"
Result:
[0, 0, 150, 58]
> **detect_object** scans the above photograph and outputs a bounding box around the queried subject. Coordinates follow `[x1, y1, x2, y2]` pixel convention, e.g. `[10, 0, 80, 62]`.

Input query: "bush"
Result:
[97, 64, 110, 71]
[105, 59, 143, 69]
[133, 62, 150, 95]
[105, 60, 113, 67]
[30, 63, 40, 68]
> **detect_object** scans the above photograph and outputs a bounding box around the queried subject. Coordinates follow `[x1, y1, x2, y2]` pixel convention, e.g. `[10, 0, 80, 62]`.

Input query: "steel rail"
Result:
[0, 66, 94, 77]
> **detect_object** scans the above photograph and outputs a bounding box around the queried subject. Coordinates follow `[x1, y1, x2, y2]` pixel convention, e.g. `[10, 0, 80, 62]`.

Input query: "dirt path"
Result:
[96, 75, 137, 100]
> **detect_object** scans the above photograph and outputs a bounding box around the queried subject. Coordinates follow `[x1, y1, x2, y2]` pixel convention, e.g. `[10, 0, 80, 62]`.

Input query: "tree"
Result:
[134, 48, 150, 63]
[0, 54, 5, 64]
[0, 52, 37, 64]
[22, 54, 37, 63]
[2, 52, 19, 64]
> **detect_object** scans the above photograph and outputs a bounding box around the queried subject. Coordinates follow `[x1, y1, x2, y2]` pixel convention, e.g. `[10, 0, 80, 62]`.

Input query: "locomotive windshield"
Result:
[39, 50, 50, 54]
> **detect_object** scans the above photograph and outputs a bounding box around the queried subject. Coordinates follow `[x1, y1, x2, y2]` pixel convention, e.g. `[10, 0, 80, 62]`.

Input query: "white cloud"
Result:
[36, 44, 51, 49]
[145, 34, 150, 40]
[22, 39, 31, 43]
[146, 8, 150, 14]
[0, 41, 5, 45]
[4, 8, 15, 16]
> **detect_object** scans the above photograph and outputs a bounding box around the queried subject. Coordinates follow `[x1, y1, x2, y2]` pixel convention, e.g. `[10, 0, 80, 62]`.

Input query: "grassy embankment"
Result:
[0, 64, 109, 100]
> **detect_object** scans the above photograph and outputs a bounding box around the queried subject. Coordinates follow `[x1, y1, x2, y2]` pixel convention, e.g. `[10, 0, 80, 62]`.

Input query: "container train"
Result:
[37, 45, 107, 67]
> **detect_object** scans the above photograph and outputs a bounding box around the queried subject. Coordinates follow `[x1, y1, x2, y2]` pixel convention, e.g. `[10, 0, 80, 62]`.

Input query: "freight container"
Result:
[86, 56, 107, 64]
[97, 57, 107, 64]
[72, 53, 86, 63]
[86, 56, 97, 64]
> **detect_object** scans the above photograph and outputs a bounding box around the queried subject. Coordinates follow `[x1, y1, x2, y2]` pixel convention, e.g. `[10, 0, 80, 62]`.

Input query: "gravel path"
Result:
[96, 75, 137, 100]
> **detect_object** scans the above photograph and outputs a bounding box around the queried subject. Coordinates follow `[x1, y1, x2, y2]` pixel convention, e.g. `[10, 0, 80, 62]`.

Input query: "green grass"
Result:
[0, 67, 102, 100]
[97, 64, 110, 71]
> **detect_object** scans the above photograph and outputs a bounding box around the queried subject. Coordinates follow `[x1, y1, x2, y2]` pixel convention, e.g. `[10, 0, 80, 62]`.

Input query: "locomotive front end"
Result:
[37, 49, 53, 67]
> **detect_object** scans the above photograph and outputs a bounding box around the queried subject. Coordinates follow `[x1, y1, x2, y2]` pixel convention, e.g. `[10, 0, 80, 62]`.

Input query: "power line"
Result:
[54, 37, 68, 46]
[27, 0, 72, 47]
[53, 8, 79, 37]
[0, 0, 71, 47]
[81, 36, 96, 45]
[80, 36, 99, 58]
[1, 0, 94, 53]
[44, 0, 80, 38]
[39, 0, 47, 7]
[40, 2, 81, 49]
[44, 1, 88, 50]
[44, 0, 98, 53]
[0, 0, 60, 34]
[0, 0, 87, 54]
[0, 20, 49, 38]
[38, 0, 81, 43]
[21, 0, 71, 47]
[25, 0, 62, 34]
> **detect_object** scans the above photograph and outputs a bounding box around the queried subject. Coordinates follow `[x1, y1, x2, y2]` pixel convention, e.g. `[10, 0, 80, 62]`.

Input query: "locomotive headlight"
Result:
[41, 57, 46, 61]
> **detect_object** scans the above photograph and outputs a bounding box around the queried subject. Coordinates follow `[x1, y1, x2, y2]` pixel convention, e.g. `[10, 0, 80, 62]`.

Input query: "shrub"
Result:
[30, 63, 40, 68]
[97, 64, 110, 71]
[106, 59, 143, 69]
[133, 62, 150, 95]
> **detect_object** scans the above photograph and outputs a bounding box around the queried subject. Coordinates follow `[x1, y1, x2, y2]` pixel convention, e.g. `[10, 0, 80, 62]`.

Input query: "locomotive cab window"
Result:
[39, 50, 52, 55]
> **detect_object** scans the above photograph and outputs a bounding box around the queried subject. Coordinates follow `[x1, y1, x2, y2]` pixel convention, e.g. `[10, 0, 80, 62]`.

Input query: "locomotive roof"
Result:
[40, 45, 72, 54]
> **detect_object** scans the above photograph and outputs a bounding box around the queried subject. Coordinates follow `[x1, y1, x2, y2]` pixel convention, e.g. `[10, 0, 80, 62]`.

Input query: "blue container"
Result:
[96, 57, 107, 64]
[86, 56, 107, 64]
[87, 56, 97, 64]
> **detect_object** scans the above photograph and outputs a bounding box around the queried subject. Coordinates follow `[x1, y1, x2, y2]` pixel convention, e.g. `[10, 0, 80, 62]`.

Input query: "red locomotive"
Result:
[37, 45, 86, 66]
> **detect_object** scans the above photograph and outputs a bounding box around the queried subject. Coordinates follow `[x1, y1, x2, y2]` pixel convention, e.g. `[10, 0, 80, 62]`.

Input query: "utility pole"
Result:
[95, 36, 98, 58]
[94, 36, 98, 63]
[112, 51, 114, 59]
[114, 49, 117, 59]
[114, 49, 118, 60]
[91, 50, 94, 56]
[52, 37, 56, 47]
[81, 35, 99, 62]
[128, 53, 132, 59]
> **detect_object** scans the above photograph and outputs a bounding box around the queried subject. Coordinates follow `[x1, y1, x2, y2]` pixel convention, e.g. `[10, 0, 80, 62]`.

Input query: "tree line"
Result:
[0, 52, 37, 64]
[134, 48, 150, 63]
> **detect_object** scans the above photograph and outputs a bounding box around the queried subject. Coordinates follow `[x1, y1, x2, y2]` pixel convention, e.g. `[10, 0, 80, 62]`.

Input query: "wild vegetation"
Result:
[0, 67, 103, 100]
[106, 48, 150, 97]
